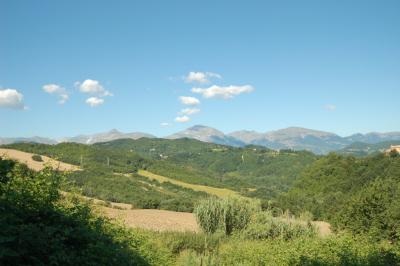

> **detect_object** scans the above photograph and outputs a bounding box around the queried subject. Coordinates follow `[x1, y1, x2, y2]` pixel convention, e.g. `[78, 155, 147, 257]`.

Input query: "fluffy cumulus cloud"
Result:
[325, 104, 337, 111]
[180, 108, 200, 115]
[42, 84, 69, 104]
[0, 89, 26, 109]
[185, 71, 222, 84]
[86, 97, 104, 107]
[75, 79, 112, 106]
[192, 85, 254, 99]
[76, 79, 113, 97]
[175, 115, 190, 123]
[179, 96, 200, 105]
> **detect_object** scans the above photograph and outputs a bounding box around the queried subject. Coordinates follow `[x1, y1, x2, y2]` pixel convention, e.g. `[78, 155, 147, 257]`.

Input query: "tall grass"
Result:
[240, 211, 317, 241]
[194, 197, 260, 235]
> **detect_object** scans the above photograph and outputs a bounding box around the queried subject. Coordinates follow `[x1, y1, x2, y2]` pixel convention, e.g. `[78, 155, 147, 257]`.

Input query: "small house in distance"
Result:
[385, 145, 400, 154]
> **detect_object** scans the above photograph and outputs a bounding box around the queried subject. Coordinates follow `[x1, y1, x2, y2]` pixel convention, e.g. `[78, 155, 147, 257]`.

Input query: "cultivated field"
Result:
[138, 169, 239, 198]
[0, 148, 80, 171]
[101, 207, 199, 232]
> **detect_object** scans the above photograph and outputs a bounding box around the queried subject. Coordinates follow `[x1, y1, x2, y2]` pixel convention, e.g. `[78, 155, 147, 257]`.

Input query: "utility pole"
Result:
[107, 157, 110, 167]
[80, 155, 83, 168]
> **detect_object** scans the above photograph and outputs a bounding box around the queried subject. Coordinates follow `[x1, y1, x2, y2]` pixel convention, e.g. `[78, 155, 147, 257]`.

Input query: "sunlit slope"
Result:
[138, 169, 239, 198]
[0, 148, 80, 171]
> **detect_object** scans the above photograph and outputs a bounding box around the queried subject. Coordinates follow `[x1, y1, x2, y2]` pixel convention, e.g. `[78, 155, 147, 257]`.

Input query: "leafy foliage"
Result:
[216, 235, 400, 266]
[241, 211, 317, 241]
[95, 138, 318, 198]
[0, 159, 172, 265]
[220, 197, 259, 235]
[3, 143, 208, 212]
[279, 153, 400, 242]
[194, 198, 222, 234]
[194, 197, 260, 235]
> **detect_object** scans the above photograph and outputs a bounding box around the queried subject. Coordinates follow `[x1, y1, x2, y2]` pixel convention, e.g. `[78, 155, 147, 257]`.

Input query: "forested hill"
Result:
[95, 138, 318, 198]
[278, 152, 400, 241]
[3, 139, 318, 199]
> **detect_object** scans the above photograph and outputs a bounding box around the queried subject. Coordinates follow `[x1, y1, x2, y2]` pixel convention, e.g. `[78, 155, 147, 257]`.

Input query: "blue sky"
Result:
[1, 0, 399, 138]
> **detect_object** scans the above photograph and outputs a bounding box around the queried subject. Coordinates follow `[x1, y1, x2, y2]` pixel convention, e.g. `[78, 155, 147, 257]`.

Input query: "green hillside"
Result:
[278, 152, 400, 241]
[2, 142, 207, 212]
[95, 138, 318, 198]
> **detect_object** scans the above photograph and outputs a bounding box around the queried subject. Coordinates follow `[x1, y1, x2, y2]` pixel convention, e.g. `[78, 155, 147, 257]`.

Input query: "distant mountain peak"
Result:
[109, 129, 121, 134]
[2, 126, 400, 155]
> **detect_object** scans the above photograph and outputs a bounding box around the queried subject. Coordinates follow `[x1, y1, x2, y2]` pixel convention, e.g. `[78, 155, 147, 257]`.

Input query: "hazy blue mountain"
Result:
[2, 126, 400, 154]
[229, 127, 347, 154]
[0, 136, 57, 145]
[62, 129, 156, 144]
[166, 125, 245, 147]
[345, 132, 400, 144]
[338, 140, 400, 157]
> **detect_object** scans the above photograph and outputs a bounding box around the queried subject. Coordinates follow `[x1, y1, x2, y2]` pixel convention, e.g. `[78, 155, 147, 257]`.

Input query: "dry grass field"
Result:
[138, 169, 239, 198]
[0, 148, 80, 171]
[101, 207, 199, 232]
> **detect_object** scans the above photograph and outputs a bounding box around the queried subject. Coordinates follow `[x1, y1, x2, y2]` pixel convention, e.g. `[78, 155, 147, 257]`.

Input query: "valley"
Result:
[1, 136, 400, 265]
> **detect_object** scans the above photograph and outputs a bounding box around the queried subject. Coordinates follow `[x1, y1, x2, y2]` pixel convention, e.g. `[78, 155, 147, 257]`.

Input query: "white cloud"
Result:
[180, 108, 200, 115]
[42, 84, 69, 104]
[175, 115, 190, 123]
[325, 104, 337, 111]
[192, 85, 254, 99]
[185, 71, 222, 84]
[160, 122, 171, 127]
[76, 79, 112, 97]
[86, 97, 104, 107]
[0, 89, 26, 109]
[179, 96, 200, 105]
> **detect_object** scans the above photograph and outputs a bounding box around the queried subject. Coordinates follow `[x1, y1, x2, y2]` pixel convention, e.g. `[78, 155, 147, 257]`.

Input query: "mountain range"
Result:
[1, 125, 400, 154]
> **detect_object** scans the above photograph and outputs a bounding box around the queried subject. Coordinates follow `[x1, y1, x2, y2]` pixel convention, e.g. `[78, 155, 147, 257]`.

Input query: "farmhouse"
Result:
[385, 145, 400, 154]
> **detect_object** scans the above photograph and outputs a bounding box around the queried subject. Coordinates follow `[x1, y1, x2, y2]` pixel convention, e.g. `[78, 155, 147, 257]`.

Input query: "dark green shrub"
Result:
[31, 154, 43, 162]
[0, 161, 172, 265]
[221, 197, 259, 235]
[157, 231, 224, 255]
[241, 211, 317, 241]
[217, 235, 400, 266]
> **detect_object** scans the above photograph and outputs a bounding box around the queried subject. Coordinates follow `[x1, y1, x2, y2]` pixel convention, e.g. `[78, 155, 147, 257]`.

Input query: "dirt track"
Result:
[0, 148, 80, 171]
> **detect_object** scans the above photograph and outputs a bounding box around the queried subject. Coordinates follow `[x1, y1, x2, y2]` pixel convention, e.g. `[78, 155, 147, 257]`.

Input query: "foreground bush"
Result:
[194, 197, 222, 234]
[153, 231, 225, 255]
[221, 197, 259, 235]
[217, 235, 400, 266]
[194, 197, 260, 235]
[0, 161, 172, 265]
[241, 211, 317, 241]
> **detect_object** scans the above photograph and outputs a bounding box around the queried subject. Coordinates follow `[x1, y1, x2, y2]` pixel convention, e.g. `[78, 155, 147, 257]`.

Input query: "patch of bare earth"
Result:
[312, 221, 332, 237]
[101, 208, 199, 232]
[0, 148, 80, 171]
